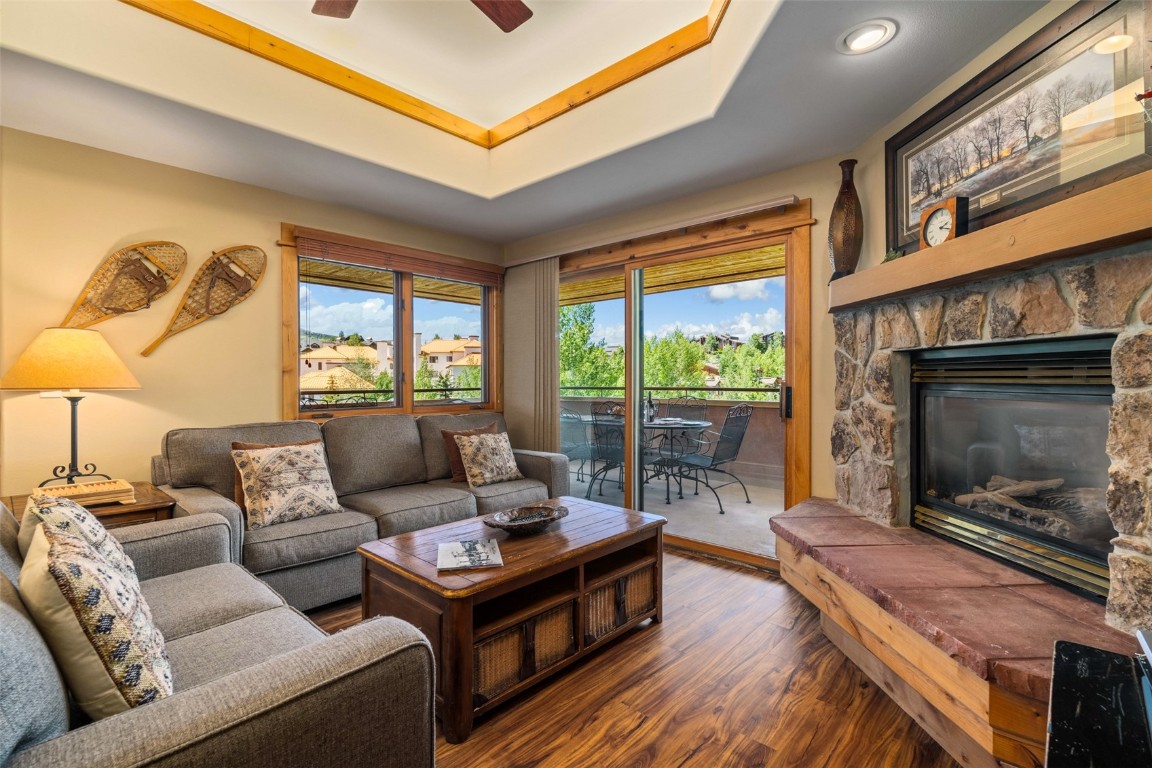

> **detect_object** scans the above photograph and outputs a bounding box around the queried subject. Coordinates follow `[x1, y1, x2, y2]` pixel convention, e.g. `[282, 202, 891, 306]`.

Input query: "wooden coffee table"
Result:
[358, 496, 666, 743]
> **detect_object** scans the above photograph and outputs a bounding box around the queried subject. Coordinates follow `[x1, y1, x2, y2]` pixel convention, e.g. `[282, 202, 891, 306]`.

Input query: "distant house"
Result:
[420, 336, 482, 376]
[299, 343, 387, 377]
[299, 366, 375, 392]
[447, 353, 483, 374]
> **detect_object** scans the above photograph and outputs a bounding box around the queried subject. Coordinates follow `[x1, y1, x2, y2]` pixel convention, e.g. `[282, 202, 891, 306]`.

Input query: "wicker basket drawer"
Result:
[473, 601, 576, 706]
[584, 564, 656, 644]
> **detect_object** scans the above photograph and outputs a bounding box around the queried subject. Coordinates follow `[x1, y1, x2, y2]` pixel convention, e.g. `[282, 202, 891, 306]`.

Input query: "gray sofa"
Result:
[0, 503, 435, 768]
[151, 412, 569, 610]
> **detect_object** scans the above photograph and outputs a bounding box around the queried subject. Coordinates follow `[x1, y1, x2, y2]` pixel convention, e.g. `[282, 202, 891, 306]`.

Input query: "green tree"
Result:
[559, 304, 623, 396]
[704, 333, 721, 353]
[453, 365, 483, 398]
[374, 370, 394, 402]
[715, 334, 785, 401]
[643, 329, 705, 389]
[414, 357, 437, 400]
[345, 333, 364, 346]
[343, 354, 375, 386]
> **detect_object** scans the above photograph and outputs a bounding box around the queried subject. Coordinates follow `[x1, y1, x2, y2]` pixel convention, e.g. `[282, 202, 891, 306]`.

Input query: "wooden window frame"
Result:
[281, 223, 504, 420]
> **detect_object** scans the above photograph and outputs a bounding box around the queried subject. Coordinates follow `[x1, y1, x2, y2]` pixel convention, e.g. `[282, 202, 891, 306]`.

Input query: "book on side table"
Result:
[437, 539, 503, 570]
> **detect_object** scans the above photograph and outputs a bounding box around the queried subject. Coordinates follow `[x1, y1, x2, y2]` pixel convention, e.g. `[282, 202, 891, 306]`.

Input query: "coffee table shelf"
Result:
[359, 497, 665, 743]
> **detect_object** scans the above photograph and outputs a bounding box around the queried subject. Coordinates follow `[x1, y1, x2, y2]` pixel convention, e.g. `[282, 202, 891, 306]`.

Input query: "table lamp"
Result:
[0, 327, 141, 486]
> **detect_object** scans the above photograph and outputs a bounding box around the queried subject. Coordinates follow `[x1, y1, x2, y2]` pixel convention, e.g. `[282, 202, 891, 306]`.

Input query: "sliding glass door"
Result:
[560, 246, 793, 557]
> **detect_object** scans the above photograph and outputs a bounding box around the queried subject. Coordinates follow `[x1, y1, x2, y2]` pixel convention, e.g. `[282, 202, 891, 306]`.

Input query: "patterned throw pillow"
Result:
[441, 423, 498, 483]
[454, 432, 524, 488]
[230, 440, 342, 529]
[19, 524, 172, 720]
[18, 495, 137, 585]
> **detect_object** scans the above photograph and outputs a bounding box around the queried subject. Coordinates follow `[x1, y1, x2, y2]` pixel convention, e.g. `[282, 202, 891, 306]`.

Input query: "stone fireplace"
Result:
[831, 241, 1152, 630]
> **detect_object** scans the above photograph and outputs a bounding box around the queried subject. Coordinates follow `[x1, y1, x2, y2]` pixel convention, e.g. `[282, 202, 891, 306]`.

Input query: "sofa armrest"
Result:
[512, 449, 571, 498]
[111, 513, 232, 581]
[7, 617, 435, 768]
[160, 485, 243, 564]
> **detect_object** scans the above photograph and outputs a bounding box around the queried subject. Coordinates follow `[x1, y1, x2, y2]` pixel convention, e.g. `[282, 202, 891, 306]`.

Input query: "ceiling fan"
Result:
[311, 0, 533, 33]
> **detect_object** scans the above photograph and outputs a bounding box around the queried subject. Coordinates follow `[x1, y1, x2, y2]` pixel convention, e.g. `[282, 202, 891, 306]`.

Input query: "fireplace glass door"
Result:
[912, 338, 1116, 598]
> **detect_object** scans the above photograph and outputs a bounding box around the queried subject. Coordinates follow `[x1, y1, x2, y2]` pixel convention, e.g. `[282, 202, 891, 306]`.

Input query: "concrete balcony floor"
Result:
[566, 460, 784, 559]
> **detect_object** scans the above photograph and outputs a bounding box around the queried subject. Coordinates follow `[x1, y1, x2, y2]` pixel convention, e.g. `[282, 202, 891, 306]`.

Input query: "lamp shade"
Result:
[0, 328, 140, 391]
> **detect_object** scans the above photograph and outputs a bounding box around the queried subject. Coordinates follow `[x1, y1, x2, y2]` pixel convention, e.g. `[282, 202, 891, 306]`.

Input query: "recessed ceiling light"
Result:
[837, 19, 897, 55]
[1092, 34, 1134, 55]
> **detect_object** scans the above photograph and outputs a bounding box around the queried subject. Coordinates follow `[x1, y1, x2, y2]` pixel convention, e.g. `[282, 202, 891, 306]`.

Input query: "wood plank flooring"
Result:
[309, 551, 961, 768]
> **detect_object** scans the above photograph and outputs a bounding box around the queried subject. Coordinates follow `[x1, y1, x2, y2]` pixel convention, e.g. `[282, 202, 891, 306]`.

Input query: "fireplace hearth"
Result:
[911, 337, 1116, 598]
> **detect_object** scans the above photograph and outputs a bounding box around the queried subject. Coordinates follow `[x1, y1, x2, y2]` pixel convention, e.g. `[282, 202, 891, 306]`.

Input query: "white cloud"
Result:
[652, 307, 784, 341]
[705, 278, 781, 302]
[414, 315, 482, 340]
[595, 322, 626, 348]
[300, 296, 395, 341]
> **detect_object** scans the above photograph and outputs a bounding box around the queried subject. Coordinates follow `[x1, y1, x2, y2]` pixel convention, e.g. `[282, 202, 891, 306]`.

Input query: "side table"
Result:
[3, 481, 176, 529]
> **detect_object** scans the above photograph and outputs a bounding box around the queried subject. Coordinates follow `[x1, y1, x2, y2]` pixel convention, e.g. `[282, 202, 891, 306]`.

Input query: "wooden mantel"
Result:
[829, 168, 1152, 312]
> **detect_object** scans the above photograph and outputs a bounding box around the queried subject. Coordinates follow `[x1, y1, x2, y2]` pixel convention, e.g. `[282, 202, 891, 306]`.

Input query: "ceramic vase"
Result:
[828, 159, 863, 282]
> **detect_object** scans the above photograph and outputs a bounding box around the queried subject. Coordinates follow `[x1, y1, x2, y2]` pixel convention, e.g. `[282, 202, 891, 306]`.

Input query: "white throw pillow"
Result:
[18, 495, 137, 585]
[19, 524, 172, 720]
[230, 440, 342, 529]
[454, 432, 524, 488]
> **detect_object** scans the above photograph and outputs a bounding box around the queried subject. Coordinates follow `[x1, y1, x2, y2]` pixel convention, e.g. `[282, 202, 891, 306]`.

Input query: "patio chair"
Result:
[585, 401, 626, 498]
[664, 395, 707, 423]
[560, 407, 592, 481]
[675, 402, 753, 513]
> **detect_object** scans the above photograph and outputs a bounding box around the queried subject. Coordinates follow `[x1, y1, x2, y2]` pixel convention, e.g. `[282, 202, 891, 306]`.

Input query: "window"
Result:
[284, 226, 503, 419]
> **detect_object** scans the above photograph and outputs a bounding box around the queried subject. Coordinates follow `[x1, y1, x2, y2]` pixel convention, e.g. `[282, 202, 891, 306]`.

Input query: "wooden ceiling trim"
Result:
[119, 0, 730, 149]
[121, 0, 491, 146]
[487, 0, 729, 147]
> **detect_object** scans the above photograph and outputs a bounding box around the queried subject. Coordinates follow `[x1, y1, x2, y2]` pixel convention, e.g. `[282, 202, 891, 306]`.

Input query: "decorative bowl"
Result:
[483, 503, 569, 536]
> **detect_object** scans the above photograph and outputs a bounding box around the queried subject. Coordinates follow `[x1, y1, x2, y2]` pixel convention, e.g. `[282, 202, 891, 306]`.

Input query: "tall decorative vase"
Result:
[828, 159, 863, 283]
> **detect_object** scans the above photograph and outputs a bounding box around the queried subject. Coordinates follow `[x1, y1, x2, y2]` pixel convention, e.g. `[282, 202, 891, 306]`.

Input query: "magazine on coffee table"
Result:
[437, 539, 504, 570]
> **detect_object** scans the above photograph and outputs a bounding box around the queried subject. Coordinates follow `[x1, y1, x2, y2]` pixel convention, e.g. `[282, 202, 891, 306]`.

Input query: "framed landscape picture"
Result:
[886, 1, 1151, 254]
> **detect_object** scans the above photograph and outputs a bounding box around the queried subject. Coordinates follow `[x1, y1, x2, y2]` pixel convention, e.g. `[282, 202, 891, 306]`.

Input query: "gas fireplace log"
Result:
[956, 477, 1064, 507]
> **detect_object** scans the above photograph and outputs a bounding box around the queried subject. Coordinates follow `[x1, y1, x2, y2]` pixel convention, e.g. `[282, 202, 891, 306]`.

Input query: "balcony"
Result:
[560, 387, 786, 560]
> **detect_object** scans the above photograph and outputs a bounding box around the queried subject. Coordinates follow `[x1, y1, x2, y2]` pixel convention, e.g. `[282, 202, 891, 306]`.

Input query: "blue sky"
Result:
[591, 277, 786, 347]
[300, 277, 785, 345]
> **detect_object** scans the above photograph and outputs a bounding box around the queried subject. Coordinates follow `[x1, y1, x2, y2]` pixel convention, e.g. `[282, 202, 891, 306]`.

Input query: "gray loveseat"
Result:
[151, 412, 569, 610]
[0, 503, 435, 768]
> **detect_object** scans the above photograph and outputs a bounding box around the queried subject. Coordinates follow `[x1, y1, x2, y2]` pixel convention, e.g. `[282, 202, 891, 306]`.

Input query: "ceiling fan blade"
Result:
[311, 0, 357, 19]
[471, 0, 533, 33]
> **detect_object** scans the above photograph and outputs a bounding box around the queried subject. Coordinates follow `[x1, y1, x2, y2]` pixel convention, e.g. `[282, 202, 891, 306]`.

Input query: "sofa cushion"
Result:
[441, 422, 498, 482]
[0, 574, 69, 764]
[19, 525, 172, 720]
[140, 563, 285, 641]
[164, 421, 322, 498]
[242, 510, 377, 575]
[322, 414, 427, 495]
[231, 441, 342, 529]
[1, 504, 24, 586]
[455, 432, 524, 487]
[165, 605, 325, 691]
[18, 496, 137, 584]
[417, 413, 509, 480]
[339, 484, 476, 538]
[429, 477, 549, 515]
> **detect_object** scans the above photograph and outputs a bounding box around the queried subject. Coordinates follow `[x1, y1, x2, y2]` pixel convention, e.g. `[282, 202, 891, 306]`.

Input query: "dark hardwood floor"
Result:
[309, 552, 961, 768]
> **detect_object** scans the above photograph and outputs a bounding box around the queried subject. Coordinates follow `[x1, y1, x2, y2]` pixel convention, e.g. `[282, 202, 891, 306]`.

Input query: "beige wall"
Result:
[0, 128, 500, 494]
[504, 2, 1067, 500]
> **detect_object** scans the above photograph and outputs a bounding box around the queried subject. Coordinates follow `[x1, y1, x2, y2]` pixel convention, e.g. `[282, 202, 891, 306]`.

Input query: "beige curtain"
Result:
[502, 259, 559, 451]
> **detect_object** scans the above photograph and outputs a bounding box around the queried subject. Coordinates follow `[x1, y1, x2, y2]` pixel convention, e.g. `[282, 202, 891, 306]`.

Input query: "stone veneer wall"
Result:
[830, 241, 1152, 631]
